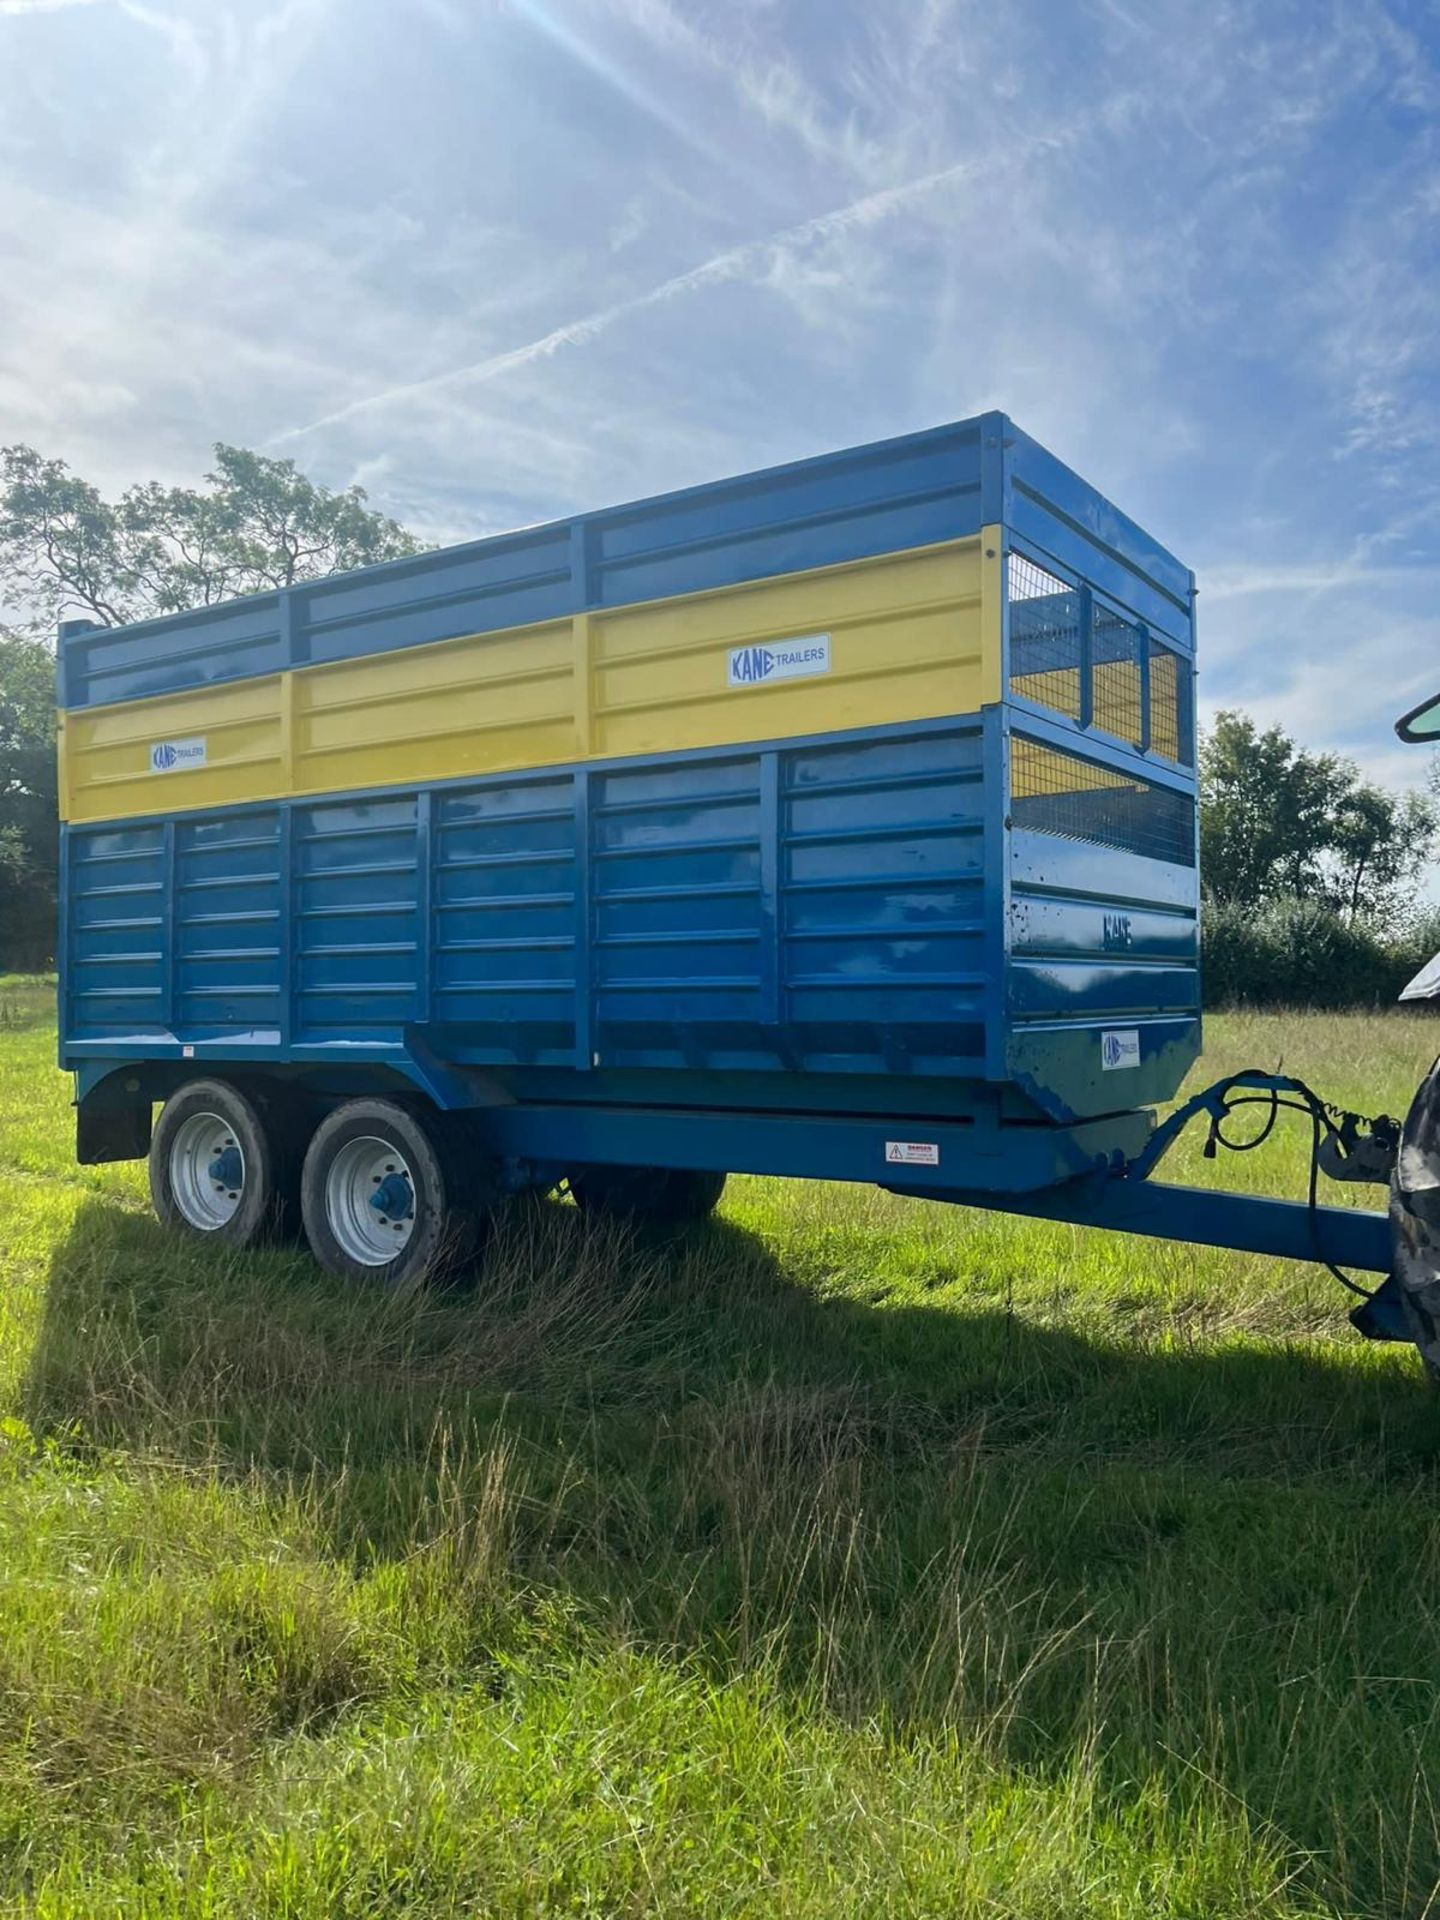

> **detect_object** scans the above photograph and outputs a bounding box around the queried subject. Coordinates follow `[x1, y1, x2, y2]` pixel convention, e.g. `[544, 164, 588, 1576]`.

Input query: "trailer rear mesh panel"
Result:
[1011, 737, 1194, 866]
[1008, 554, 1082, 720]
[1091, 603, 1144, 747]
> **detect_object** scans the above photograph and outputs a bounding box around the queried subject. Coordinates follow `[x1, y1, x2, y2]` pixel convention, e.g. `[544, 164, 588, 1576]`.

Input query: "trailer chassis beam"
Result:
[911, 1174, 1390, 1273]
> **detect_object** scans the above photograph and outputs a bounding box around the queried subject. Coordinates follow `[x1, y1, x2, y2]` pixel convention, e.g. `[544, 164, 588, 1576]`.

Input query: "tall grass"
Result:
[0, 975, 1438, 1914]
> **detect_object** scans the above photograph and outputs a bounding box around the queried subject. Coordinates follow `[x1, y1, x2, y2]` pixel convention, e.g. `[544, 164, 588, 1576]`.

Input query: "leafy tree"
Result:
[1329, 781, 1438, 923]
[0, 633, 59, 968]
[0, 442, 421, 633]
[1200, 709, 1436, 921]
[0, 443, 424, 966]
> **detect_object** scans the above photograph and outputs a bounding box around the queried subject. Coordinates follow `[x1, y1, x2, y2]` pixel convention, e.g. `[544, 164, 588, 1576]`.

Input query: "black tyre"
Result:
[149, 1078, 300, 1247]
[301, 1098, 482, 1287]
[568, 1164, 727, 1227]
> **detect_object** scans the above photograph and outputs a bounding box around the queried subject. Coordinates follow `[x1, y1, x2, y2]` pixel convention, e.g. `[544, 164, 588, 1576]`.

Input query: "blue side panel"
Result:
[58, 417, 1000, 710]
[782, 727, 987, 1072]
[297, 526, 574, 668]
[60, 718, 1000, 1089]
[588, 419, 990, 609]
[432, 774, 578, 1064]
[67, 821, 168, 1037]
[59, 596, 286, 709]
[295, 797, 422, 1044]
[586, 723, 988, 1073]
[175, 810, 283, 1039]
[1003, 722, 1201, 1122]
[1004, 423, 1194, 646]
[592, 753, 766, 1065]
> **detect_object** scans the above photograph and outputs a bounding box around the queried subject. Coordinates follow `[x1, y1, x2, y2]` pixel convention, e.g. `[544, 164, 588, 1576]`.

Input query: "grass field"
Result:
[2, 977, 1440, 1915]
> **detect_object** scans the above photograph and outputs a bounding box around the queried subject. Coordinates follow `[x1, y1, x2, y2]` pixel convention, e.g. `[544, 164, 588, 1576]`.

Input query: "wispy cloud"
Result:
[0, 0, 106, 13]
[276, 137, 1070, 445]
[508, 0, 748, 179]
[1205, 562, 1440, 603]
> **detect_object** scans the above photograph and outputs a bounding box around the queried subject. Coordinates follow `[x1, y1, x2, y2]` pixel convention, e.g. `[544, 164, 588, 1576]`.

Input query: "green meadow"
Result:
[1, 973, 1439, 1917]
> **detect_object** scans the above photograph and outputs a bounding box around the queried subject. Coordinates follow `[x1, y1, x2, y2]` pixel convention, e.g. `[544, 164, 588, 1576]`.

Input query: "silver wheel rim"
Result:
[170, 1111, 246, 1231]
[326, 1134, 417, 1267]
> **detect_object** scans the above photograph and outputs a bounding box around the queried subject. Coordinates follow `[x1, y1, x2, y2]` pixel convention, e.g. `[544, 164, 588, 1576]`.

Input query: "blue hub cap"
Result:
[369, 1172, 414, 1221]
[209, 1144, 244, 1190]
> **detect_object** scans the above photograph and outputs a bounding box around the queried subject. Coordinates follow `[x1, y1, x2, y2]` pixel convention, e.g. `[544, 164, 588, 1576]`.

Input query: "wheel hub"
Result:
[209, 1144, 244, 1190]
[326, 1136, 418, 1267]
[169, 1112, 246, 1232]
[369, 1172, 414, 1221]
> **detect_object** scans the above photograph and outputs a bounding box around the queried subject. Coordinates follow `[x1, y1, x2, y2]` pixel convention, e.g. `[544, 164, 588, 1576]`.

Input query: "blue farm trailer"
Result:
[56, 414, 1435, 1366]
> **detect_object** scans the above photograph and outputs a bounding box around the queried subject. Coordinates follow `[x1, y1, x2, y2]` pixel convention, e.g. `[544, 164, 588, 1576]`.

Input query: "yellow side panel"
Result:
[61, 537, 999, 823]
[63, 676, 286, 825]
[592, 538, 986, 761]
[292, 620, 577, 795]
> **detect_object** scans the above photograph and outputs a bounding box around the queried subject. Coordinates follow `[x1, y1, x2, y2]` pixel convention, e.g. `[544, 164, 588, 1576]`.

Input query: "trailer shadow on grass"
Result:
[23, 1191, 1440, 1910]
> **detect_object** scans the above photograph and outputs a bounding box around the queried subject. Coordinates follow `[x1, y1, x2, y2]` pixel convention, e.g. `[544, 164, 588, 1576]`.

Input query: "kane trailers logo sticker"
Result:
[728, 634, 831, 687]
[149, 737, 207, 773]
[885, 1141, 939, 1167]
[1101, 1028, 1141, 1070]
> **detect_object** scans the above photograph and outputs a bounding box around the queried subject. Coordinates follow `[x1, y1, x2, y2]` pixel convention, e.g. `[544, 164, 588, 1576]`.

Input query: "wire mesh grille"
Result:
[1008, 555, 1081, 722]
[1011, 737, 1195, 866]
[1090, 603, 1143, 746]
[1146, 637, 1193, 766]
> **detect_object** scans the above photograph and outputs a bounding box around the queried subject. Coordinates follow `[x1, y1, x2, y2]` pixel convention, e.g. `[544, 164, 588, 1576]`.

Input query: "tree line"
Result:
[0, 444, 418, 971]
[1, 443, 1436, 1003]
[1199, 713, 1440, 1006]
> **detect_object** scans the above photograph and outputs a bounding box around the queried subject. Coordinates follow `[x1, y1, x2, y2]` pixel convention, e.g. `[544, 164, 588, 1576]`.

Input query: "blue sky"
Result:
[2, 0, 1438, 789]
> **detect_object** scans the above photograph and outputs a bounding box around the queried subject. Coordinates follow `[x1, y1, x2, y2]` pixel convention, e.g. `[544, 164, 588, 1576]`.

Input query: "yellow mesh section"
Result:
[1010, 737, 1194, 866]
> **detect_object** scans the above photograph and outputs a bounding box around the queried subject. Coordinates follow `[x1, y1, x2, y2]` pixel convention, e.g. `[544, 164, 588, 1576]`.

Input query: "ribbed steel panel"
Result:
[61, 709, 1200, 1121]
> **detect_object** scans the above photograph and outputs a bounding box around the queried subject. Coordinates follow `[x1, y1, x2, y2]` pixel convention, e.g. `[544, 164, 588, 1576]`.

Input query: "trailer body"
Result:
[59, 413, 1200, 1198]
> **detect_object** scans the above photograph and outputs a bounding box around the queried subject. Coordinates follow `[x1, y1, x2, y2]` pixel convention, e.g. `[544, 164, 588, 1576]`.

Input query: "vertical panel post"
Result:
[758, 750, 781, 1030]
[277, 803, 294, 1052]
[573, 767, 593, 1071]
[162, 819, 178, 1036]
[1078, 587, 1094, 730]
[573, 613, 593, 760]
[981, 708, 1010, 1085]
[278, 671, 297, 793]
[414, 788, 433, 1029]
[278, 586, 300, 668]
[55, 713, 71, 826]
[978, 526, 1005, 707]
[55, 825, 71, 1066]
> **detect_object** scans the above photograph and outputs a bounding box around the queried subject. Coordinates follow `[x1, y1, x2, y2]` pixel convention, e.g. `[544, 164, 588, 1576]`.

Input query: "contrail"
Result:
[0, 0, 108, 13]
[275, 152, 1005, 444]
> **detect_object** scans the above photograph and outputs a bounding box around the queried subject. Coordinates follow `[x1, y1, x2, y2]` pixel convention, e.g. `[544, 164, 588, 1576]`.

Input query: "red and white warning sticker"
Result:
[885, 1140, 939, 1167]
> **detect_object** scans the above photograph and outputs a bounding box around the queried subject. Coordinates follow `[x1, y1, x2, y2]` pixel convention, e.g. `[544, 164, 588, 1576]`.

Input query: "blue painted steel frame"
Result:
[919, 1176, 1390, 1273]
